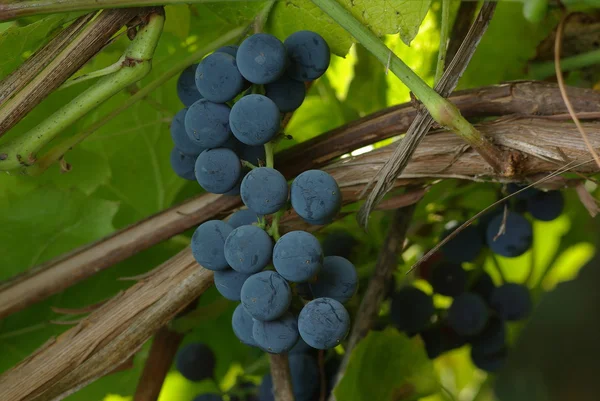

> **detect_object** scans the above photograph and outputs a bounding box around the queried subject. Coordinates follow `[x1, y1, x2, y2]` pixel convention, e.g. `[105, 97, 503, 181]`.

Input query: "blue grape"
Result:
[420, 324, 468, 359]
[170, 148, 196, 180]
[252, 312, 299, 353]
[507, 183, 539, 200]
[241, 167, 288, 215]
[273, 231, 323, 282]
[284, 30, 330, 82]
[298, 297, 350, 349]
[228, 209, 260, 229]
[195, 148, 242, 194]
[175, 343, 216, 382]
[390, 286, 434, 333]
[288, 354, 320, 401]
[322, 230, 356, 259]
[490, 283, 532, 321]
[289, 337, 314, 355]
[239, 143, 267, 166]
[224, 225, 273, 274]
[429, 262, 467, 297]
[220, 134, 242, 152]
[241, 271, 292, 321]
[527, 190, 564, 221]
[469, 270, 496, 304]
[470, 316, 506, 355]
[237, 33, 287, 84]
[191, 220, 233, 271]
[259, 354, 319, 401]
[291, 170, 341, 225]
[440, 224, 483, 263]
[192, 395, 223, 401]
[471, 346, 507, 373]
[230, 94, 281, 146]
[214, 269, 252, 301]
[196, 52, 245, 103]
[177, 64, 203, 106]
[185, 99, 232, 148]
[486, 212, 533, 257]
[309, 256, 357, 303]
[265, 75, 306, 112]
[171, 108, 206, 156]
[216, 45, 238, 57]
[447, 293, 489, 336]
[232, 303, 257, 347]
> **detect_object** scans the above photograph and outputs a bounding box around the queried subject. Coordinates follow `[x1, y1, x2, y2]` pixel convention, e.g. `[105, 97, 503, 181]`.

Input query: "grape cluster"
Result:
[171, 31, 356, 356]
[390, 184, 565, 372]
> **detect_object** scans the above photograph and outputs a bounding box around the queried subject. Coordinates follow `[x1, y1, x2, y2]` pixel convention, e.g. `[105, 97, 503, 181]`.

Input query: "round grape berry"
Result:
[191, 220, 233, 271]
[215, 45, 238, 57]
[259, 354, 319, 401]
[224, 225, 273, 274]
[291, 170, 341, 225]
[490, 283, 532, 321]
[177, 63, 203, 106]
[241, 271, 292, 321]
[195, 148, 242, 194]
[185, 99, 232, 148]
[241, 167, 288, 215]
[470, 316, 506, 355]
[170, 108, 205, 156]
[170, 148, 196, 181]
[469, 270, 496, 304]
[228, 209, 260, 229]
[195, 52, 245, 103]
[252, 312, 299, 353]
[390, 286, 434, 333]
[440, 224, 483, 263]
[230, 94, 281, 146]
[273, 231, 323, 282]
[232, 303, 257, 347]
[309, 256, 357, 303]
[429, 262, 467, 297]
[527, 190, 564, 221]
[298, 297, 350, 349]
[486, 212, 533, 257]
[284, 30, 330, 82]
[237, 33, 287, 84]
[214, 269, 252, 301]
[471, 346, 507, 373]
[447, 293, 489, 336]
[175, 343, 216, 382]
[192, 394, 223, 401]
[265, 75, 306, 112]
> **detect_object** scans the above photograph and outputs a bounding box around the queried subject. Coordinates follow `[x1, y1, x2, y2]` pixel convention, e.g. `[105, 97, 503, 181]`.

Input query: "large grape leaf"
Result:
[335, 328, 439, 401]
[0, 14, 73, 80]
[267, 0, 431, 56]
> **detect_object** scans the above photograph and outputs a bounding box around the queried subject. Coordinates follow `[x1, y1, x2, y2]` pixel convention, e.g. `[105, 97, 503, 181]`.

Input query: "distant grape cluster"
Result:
[389, 184, 564, 372]
[169, 31, 357, 364]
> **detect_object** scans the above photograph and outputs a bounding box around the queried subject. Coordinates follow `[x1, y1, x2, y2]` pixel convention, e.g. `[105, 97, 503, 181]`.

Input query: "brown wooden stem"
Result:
[133, 326, 184, 401]
[269, 353, 295, 401]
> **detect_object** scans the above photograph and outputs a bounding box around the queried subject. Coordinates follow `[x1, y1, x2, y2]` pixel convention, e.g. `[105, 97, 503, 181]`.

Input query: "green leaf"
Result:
[0, 14, 71, 80]
[335, 328, 439, 401]
[164, 5, 191, 40]
[267, 0, 431, 56]
[457, 2, 558, 89]
[346, 44, 389, 116]
[0, 187, 118, 280]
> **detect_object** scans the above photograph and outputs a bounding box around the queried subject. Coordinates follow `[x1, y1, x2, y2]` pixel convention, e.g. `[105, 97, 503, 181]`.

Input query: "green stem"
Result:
[528, 48, 600, 80]
[26, 26, 245, 175]
[241, 160, 258, 170]
[264, 142, 274, 169]
[309, 0, 504, 172]
[268, 210, 283, 241]
[0, 11, 165, 172]
[490, 253, 506, 284]
[59, 56, 126, 90]
[434, 0, 451, 85]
